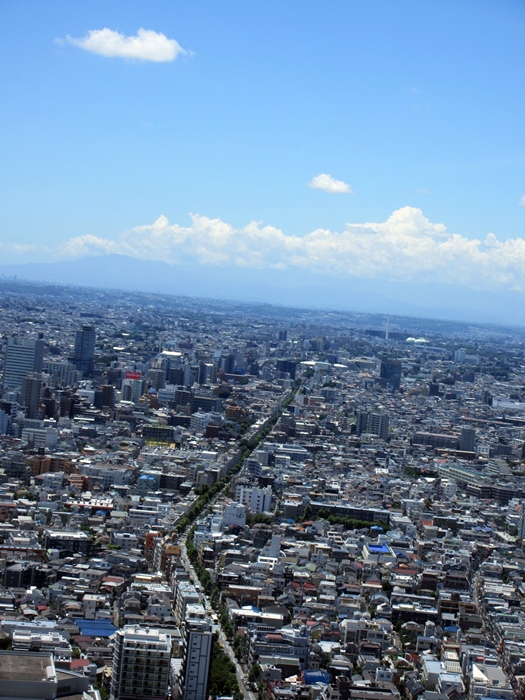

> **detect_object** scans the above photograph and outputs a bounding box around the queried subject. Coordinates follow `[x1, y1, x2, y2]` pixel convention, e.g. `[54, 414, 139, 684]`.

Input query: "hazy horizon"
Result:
[1, 1, 524, 311]
[3, 254, 525, 329]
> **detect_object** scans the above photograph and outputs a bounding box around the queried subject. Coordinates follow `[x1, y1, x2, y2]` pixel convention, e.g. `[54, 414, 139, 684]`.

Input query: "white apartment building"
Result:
[110, 626, 171, 700]
[235, 484, 272, 513]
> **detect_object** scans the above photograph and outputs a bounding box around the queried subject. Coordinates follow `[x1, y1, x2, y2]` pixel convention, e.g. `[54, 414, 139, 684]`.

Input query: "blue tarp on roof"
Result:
[304, 671, 330, 685]
[368, 544, 389, 553]
[74, 618, 117, 637]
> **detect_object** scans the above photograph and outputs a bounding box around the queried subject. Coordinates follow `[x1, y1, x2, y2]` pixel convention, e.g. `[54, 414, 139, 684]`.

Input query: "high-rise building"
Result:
[147, 368, 166, 391]
[110, 626, 171, 700]
[43, 361, 82, 387]
[379, 359, 402, 390]
[73, 325, 96, 377]
[459, 427, 476, 452]
[3, 336, 44, 390]
[21, 373, 43, 419]
[356, 410, 389, 441]
[355, 410, 369, 436]
[94, 384, 116, 410]
[180, 620, 212, 700]
[121, 378, 144, 404]
[368, 412, 389, 441]
[276, 359, 297, 380]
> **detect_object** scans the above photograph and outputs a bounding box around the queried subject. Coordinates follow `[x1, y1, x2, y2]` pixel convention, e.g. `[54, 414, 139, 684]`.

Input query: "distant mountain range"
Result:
[0, 255, 524, 326]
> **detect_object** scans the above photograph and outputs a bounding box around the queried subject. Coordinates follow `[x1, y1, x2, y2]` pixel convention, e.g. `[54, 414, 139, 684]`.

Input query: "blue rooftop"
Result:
[304, 671, 330, 685]
[368, 544, 390, 553]
[74, 618, 117, 638]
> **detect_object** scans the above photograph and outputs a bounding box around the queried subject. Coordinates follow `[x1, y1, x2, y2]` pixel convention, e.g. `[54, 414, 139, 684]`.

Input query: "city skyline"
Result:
[1, 1, 525, 305]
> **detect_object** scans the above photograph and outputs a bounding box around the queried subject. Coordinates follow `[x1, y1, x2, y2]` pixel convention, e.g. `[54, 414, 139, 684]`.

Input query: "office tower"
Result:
[0, 410, 10, 435]
[198, 362, 214, 385]
[429, 382, 440, 397]
[459, 427, 476, 452]
[101, 384, 116, 408]
[168, 366, 184, 385]
[147, 368, 166, 391]
[180, 620, 212, 700]
[219, 353, 235, 374]
[21, 373, 43, 419]
[110, 626, 171, 700]
[276, 359, 297, 380]
[189, 364, 201, 386]
[94, 384, 115, 410]
[42, 397, 56, 418]
[3, 335, 44, 390]
[379, 359, 402, 390]
[73, 325, 96, 377]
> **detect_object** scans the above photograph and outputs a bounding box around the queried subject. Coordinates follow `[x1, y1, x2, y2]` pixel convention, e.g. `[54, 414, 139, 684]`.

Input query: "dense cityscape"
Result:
[1, 279, 525, 700]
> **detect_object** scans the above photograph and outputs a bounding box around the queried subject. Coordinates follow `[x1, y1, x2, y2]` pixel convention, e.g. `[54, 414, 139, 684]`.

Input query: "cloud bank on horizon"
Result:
[5, 207, 525, 292]
[61, 28, 186, 62]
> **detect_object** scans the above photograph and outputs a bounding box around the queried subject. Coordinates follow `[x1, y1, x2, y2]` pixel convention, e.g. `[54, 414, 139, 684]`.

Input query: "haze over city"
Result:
[1, 1, 525, 321]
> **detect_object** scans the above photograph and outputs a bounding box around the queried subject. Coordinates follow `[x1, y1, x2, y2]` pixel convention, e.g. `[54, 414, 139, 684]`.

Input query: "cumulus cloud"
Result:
[309, 173, 352, 194]
[520, 195, 525, 207]
[43, 206, 525, 292]
[62, 28, 186, 62]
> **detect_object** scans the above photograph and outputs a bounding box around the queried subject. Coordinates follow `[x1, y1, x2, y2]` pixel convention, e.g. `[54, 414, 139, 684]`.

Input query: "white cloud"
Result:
[309, 173, 352, 194]
[520, 195, 525, 207]
[0, 242, 45, 254]
[62, 28, 186, 62]
[41, 206, 525, 292]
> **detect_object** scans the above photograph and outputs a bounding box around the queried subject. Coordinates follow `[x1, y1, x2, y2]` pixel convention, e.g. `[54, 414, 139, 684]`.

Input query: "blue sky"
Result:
[1, 0, 525, 291]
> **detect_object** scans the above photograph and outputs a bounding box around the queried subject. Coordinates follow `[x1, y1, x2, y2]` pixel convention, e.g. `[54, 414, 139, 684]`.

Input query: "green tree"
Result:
[303, 504, 313, 521]
[248, 663, 261, 684]
[207, 640, 241, 699]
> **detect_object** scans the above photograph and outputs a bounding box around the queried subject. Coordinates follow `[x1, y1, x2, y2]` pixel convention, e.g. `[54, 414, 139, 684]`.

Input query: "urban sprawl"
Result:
[1, 280, 525, 700]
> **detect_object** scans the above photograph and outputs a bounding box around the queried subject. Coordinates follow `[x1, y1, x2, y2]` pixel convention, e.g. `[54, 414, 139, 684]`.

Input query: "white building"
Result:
[174, 582, 200, 627]
[21, 426, 58, 449]
[223, 501, 246, 528]
[235, 485, 272, 513]
[110, 626, 171, 700]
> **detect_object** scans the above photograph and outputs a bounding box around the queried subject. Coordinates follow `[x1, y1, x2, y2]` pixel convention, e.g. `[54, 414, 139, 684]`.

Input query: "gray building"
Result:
[3, 336, 44, 390]
[73, 325, 96, 377]
[356, 410, 389, 441]
[180, 620, 212, 700]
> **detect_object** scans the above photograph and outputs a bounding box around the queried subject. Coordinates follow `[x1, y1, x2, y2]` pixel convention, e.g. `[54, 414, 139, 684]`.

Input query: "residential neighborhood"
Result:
[1, 280, 525, 700]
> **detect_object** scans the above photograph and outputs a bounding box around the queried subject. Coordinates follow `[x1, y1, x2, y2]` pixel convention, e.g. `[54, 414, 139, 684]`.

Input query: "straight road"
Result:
[179, 534, 255, 700]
